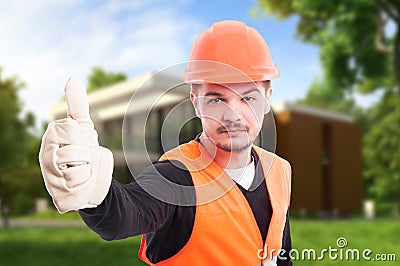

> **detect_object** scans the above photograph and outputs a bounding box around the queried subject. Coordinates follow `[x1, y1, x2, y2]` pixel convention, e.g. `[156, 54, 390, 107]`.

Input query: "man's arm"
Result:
[78, 179, 173, 240]
[37, 77, 193, 240]
[278, 212, 292, 266]
[79, 160, 195, 241]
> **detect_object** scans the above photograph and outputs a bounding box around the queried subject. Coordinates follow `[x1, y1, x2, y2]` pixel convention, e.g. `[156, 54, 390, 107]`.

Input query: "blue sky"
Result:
[1, 0, 325, 125]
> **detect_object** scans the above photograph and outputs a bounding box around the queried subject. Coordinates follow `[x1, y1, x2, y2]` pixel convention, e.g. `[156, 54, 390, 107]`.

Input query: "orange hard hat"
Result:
[184, 20, 279, 84]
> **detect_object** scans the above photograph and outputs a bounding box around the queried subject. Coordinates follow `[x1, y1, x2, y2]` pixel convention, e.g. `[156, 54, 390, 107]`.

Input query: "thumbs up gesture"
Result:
[39, 77, 113, 213]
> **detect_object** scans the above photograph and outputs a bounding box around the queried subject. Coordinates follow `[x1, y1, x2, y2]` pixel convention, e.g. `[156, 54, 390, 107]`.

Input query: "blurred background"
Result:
[0, 0, 399, 265]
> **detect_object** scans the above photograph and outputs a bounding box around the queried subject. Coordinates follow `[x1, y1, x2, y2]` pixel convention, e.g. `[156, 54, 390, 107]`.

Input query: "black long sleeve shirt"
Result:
[79, 147, 292, 265]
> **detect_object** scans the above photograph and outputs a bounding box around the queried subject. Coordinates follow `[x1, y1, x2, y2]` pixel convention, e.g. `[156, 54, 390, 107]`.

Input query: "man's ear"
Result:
[190, 92, 201, 117]
[264, 87, 273, 114]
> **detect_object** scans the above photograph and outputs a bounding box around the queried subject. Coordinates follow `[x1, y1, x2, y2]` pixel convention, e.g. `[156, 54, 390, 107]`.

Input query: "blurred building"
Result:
[52, 74, 362, 215]
[273, 102, 362, 215]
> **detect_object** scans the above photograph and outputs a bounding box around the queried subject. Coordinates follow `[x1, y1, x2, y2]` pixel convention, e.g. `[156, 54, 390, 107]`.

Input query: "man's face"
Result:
[191, 81, 272, 153]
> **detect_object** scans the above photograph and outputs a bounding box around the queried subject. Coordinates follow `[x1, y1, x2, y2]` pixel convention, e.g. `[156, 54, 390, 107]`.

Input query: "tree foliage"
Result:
[0, 68, 26, 172]
[363, 89, 400, 207]
[257, 0, 398, 96]
[257, 0, 400, 210]
[0, 68, 44, 220]
[87, 67, 127, 92]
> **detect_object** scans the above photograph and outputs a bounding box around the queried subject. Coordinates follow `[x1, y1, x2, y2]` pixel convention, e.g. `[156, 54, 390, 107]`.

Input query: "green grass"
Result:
[0, 227, 147, 266]
[0, 220, 399, 265]
[290, 219, 399, 265]
[18, 210, 82, 221]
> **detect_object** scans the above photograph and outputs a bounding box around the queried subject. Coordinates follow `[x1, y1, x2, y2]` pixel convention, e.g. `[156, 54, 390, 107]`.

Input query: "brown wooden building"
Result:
[271, 102, 362, 214]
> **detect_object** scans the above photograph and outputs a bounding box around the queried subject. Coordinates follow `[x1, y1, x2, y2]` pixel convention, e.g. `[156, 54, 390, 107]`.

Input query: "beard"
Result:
[217, 140, 252, 153]
[205, 122, 253, 153]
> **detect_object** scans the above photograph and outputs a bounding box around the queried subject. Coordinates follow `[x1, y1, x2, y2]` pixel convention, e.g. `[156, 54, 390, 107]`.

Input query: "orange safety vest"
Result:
[139, 140, 291, 265]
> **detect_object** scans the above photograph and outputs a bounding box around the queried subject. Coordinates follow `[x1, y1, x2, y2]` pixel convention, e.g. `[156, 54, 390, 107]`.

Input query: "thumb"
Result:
[65, 76, 93, 128]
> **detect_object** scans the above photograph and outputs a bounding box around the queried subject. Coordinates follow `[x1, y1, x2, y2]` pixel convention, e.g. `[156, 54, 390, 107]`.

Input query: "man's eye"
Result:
[208, 98, 222, 104]
[243, 96, 255, 101]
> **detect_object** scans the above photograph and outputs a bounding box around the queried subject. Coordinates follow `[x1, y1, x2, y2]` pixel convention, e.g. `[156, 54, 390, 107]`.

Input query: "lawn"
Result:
[0, 227, 147, 266]
[0, 219, 399, 266]
[289, 219, 399, 265]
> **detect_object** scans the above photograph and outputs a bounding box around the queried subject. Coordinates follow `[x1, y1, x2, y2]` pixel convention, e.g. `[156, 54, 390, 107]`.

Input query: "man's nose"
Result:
[221, 101, 242, 122]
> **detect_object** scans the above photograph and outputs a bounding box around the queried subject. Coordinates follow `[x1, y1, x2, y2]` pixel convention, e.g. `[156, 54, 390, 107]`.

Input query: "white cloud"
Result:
[0, 0, 202, 126]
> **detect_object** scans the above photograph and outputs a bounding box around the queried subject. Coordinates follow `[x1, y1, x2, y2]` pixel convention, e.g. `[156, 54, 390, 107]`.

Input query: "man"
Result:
[39, 20, 292, 265]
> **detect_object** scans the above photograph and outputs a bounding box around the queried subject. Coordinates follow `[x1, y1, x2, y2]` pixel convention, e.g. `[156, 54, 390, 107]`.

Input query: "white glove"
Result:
[39, 77, 114, 213]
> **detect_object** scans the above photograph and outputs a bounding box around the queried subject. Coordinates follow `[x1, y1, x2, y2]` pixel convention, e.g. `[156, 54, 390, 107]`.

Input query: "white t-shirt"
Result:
[224, 159, 255, 190]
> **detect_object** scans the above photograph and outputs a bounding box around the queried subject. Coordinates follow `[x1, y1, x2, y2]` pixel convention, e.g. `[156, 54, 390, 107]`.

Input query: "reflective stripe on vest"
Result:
[139, 140, 291, 265]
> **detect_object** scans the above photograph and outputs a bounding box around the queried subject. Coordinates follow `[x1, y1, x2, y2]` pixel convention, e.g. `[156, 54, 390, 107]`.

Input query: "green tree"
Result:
[0, 68, 25, 172]
[87, 67, 127, 92]
[297, 77, 358, 114]
[0, 68, 43, 226]
[363, 89, 400, 215]
[256, 0, 400, 213]
[256, 0, 398, 96]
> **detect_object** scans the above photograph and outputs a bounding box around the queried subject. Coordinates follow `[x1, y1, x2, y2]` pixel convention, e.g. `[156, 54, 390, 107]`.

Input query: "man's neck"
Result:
[199, 134, 252, 169]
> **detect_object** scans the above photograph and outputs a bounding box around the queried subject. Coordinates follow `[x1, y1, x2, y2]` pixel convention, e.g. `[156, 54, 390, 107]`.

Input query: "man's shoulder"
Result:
[138, 159, 193, 186]
[274, 154, 291, 169]
[160, 141, 199, 161]
[252, 145, 291, 169]
[152, 159, 188, 172]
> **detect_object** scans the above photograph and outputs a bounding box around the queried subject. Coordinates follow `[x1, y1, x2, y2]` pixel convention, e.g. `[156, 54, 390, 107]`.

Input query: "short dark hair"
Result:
[190, 80, 271, 95]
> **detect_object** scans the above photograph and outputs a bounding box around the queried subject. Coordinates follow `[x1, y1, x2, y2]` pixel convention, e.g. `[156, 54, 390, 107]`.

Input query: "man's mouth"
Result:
[217, 126, 247, 135]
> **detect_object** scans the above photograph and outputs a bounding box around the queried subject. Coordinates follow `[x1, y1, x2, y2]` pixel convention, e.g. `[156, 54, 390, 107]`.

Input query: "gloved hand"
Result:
[39, 77, 113, 213]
